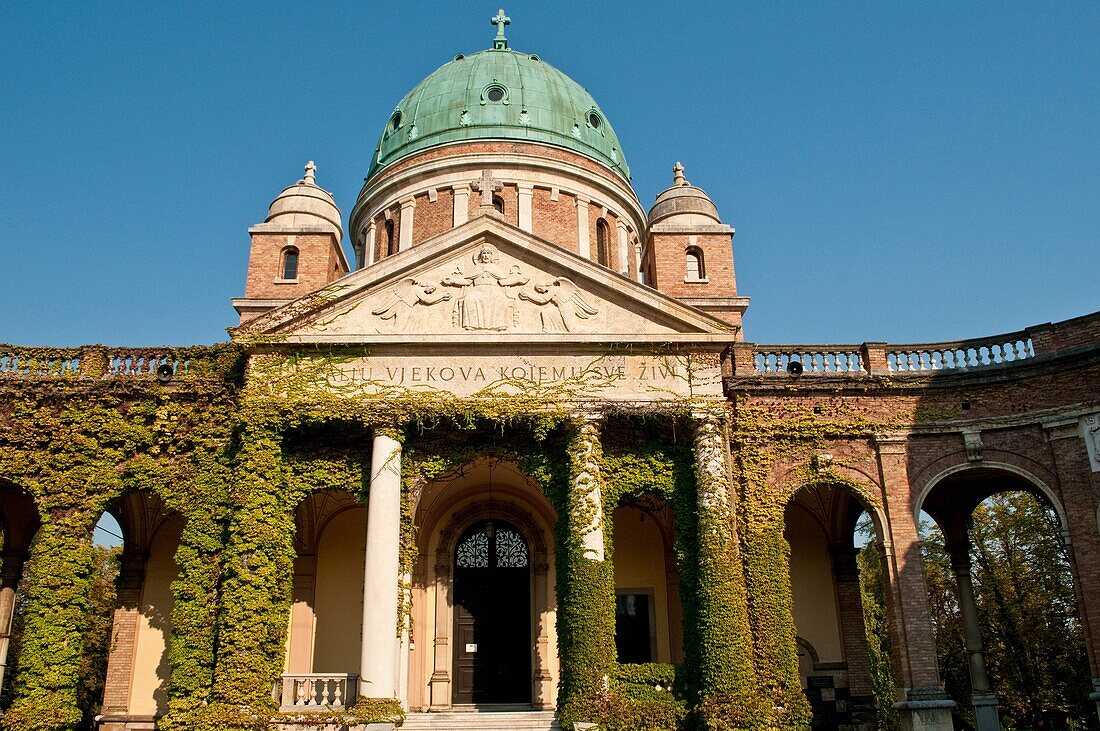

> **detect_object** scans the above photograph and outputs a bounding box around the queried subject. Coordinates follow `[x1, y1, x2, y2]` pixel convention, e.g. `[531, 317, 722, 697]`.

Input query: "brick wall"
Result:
[531, 187, 577, 251]
[412, 189, 455, 243]
[244, 232, 345, 300]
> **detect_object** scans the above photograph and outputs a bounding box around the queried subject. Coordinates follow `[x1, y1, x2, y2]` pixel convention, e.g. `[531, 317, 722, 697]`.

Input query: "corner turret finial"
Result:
[673, 161, 687, 187]
[491, 8, 510, 49]
[303, 160, 317, 185]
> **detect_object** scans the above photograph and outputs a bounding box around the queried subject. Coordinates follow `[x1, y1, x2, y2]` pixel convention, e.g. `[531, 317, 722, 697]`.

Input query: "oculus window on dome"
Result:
[482, 84, 508, 105]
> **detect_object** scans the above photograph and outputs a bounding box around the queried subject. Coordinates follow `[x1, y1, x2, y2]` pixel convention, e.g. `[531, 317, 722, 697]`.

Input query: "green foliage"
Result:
[856, 532, 899, 731]
[921, 493, 1096, 730]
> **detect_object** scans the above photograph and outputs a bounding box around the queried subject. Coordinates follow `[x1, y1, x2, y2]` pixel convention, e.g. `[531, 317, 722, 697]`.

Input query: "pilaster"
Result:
[452, 184, 470, 227]
[101, 553, 148, 715]
[575, 195, 591, 259]
[517, 183, 534, 233]
[398, 198, 416, 252]
[872, 434, 954, 731]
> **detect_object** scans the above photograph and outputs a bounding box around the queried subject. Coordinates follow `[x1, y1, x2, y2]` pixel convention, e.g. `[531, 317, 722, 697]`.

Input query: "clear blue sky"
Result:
[2, 2, 1097, 347]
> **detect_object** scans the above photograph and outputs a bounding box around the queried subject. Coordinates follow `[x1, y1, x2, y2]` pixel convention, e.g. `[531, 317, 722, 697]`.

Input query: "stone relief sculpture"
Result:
[371, 278, 452, 332]
[365, 244, 607, 334]
[442, 244, 529, 331]
[519, 278, 599, 332]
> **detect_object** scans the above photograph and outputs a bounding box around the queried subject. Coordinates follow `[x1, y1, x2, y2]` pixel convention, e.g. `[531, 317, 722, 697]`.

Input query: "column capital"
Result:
[872, 432, 909, 455]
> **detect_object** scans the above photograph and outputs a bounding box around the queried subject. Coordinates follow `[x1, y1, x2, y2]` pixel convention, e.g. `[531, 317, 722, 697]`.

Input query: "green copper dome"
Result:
[367, 46, 630, 182]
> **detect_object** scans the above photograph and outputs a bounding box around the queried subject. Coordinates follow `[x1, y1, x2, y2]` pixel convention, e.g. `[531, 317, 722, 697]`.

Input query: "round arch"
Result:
[914, 460, 1068, 538]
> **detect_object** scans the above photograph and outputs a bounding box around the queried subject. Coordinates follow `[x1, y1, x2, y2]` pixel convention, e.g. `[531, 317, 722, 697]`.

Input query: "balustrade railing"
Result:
[754, 347, 864, 374]
[0, 345, 232, 381]
[0, 347, 81, 377]
[276, 673, 359, 711]
[739, 329, 1038, 377]
[886, 332, 1034, 372]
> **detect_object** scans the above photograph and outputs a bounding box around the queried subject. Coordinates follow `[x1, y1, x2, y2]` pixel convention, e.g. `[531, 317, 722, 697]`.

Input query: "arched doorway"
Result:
[452, 519, 531, 705]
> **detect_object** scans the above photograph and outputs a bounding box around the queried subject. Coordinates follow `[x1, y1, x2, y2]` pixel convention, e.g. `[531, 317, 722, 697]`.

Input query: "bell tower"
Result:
[233, 161, 350, 323]
[643, 163, 748, 335]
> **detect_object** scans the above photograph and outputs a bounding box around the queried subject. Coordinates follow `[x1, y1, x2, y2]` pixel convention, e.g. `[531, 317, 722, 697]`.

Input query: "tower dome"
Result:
[648, 162, 721, 226]
[266, 161, 343, 240]
[367, 14, 629, 183]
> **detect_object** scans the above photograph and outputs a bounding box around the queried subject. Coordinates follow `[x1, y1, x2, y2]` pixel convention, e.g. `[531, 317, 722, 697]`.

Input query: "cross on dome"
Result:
[491, 8, 510, 49]
[302, 160, 317, 185]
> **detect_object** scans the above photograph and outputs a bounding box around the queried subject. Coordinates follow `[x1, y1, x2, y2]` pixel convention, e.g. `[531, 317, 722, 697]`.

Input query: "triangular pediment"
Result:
[234, 216, 737, 343]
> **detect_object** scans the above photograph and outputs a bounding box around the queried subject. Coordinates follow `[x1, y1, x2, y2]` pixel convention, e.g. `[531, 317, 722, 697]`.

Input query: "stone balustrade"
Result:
[275, 673, 359, 711]
[0, 345, 230, 381]
[754, 347, 864, 374]
[886, 332, 1033, 372]
[725, 313, 1100, 377]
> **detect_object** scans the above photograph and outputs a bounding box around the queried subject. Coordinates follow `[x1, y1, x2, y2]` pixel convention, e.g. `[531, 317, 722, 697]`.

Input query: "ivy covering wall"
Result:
[0, 346, 886, 731]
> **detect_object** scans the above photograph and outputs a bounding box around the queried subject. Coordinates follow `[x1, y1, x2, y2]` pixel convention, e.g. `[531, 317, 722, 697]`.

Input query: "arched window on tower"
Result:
[492, 195, 505, 215]
[685, 247, 706, 282]
[385, 219, 397, 257]
[596, 219, 611, 267]
[281, 246, 299, 280]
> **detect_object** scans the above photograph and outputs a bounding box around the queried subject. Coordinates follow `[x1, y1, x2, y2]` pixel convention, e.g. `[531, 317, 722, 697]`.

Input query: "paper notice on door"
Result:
[465, 643, 477, 653]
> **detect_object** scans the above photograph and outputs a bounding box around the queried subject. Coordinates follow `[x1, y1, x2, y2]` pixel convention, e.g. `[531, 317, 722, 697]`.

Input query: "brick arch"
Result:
[914, 460, 1068, 536]
[778, 463, 888, 548]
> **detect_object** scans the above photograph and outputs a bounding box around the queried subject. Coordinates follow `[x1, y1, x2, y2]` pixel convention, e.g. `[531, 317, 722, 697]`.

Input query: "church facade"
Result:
[1, 15, 1099, 731]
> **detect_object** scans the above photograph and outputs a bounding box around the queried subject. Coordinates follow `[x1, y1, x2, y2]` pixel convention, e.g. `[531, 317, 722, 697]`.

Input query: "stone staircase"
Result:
[402, 708, 561, 731]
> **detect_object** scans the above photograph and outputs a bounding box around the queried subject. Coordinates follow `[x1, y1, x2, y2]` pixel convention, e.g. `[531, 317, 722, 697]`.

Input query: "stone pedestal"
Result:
[894, 690, 956, 731]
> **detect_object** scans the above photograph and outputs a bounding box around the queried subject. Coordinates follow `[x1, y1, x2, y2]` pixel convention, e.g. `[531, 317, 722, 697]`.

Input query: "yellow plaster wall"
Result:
[611, 507, 670, 663]
[312, 507, 366, 672]
[785, 506, 842, 662]
[128, 515, 183, 716]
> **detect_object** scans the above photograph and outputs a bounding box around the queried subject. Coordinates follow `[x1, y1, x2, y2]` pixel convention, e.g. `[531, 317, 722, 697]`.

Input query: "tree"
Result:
[921, 492, 1094, 729]
[1, 542, 119, 730]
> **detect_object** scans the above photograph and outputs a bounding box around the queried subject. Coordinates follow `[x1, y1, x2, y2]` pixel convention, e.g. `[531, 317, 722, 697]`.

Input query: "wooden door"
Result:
[452, 520, 531, 705]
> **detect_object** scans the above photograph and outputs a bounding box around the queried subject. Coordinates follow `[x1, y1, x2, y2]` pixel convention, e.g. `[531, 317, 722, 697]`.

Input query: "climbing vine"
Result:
[0, 340, 901, 731]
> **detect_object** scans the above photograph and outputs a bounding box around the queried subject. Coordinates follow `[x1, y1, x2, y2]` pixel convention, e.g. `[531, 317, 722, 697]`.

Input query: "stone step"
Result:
[402, 710, 561, 731]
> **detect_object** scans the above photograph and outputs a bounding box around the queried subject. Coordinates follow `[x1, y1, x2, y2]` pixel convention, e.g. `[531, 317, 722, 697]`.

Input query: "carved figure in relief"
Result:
[371, 278, 452, 332]
[519, 277, 599, 332]
[442, 244, 529, 331]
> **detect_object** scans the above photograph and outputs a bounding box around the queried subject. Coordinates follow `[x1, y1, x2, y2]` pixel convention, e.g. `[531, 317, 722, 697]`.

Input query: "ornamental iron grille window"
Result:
[455, 521, 529, 569]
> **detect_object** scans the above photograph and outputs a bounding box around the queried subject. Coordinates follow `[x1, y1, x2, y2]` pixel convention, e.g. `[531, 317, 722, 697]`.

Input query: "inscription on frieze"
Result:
[304, 352, 723, 401]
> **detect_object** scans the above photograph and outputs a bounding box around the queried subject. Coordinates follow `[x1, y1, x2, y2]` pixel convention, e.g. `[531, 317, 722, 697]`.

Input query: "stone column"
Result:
[0, 552, 26, 693]
[831, 547, 877, 728]
[517, 184, 534, 233]
[690, 409, 762, 716]
[398, 198, 416, 252]
[556, 416, 615, 718]
[575, 195, 591, 259]
[453, 184, 469, 227]
[360, 430, 403, 699]
[946, 537, 1000, 731]
[873, 435, 954, 731]
[101, 553, 148, 716]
